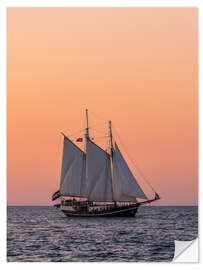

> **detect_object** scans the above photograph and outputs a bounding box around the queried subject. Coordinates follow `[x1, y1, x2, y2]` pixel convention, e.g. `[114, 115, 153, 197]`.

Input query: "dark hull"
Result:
[61, 204, 140, 217]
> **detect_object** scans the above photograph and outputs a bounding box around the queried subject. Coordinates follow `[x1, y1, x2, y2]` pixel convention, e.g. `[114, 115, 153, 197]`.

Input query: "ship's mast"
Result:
[85, 109, 89, 201]
[109, 120, 116, 204]
[109, 120, 113, 154]
[85, 108, 89, 140]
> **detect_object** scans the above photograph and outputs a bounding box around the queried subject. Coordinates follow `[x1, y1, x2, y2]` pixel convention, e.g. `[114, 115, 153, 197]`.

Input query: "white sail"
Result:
[60, 135, 87, 197]
[86, 139, 113, 201]
[113, 143, 147, 201]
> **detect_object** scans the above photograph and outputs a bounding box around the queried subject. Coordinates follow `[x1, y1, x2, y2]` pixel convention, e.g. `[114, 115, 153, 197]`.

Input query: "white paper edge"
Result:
[173, 238, 199, 262]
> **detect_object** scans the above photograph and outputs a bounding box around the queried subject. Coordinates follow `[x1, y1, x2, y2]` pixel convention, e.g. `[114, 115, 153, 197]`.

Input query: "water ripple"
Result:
[7, 206, 198, 262]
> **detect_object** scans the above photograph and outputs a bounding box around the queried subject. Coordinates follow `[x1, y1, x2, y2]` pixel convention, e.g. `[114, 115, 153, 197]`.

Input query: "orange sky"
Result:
[7, 8, 198, 205]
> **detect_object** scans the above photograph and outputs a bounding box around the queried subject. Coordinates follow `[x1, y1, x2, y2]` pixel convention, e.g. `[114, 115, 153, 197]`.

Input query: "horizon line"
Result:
[7, 204, 198, 207]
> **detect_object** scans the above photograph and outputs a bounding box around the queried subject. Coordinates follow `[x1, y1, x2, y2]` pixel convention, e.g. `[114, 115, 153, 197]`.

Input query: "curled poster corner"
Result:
[173, 238, 198, 262]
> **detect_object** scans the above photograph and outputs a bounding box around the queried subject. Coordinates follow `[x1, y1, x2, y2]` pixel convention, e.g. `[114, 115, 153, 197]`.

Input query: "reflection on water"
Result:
[7, 206, 198, 262]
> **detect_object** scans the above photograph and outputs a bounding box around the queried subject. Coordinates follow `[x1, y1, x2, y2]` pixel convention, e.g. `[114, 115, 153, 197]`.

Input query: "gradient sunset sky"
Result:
[7, 8, 198, 205]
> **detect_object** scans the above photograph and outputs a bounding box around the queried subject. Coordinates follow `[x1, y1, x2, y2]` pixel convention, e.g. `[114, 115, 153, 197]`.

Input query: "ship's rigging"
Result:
[52, 109, 160, 217]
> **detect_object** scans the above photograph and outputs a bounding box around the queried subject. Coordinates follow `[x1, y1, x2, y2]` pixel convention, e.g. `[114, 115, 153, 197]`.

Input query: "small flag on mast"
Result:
[76, 138, 83, 142]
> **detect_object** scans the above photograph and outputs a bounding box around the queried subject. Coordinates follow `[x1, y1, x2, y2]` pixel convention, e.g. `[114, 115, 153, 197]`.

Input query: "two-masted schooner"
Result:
[52, 109, 160, 217]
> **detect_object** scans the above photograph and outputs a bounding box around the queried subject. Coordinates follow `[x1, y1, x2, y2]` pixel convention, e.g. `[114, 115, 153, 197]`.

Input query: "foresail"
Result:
[86, 139, 113, 201]
[113, 143, 147, 201]
[60, 135, 87, 197]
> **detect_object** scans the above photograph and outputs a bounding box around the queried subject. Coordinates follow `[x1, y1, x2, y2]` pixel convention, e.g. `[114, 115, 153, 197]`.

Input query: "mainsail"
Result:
[60, 135, 87, 197]
[112, 143, 147, 201]
[86, 139, 113, 201]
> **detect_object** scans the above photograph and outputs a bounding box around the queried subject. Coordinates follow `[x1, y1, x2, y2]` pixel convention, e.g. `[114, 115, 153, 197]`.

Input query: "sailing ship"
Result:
[52, 109, 160, 217]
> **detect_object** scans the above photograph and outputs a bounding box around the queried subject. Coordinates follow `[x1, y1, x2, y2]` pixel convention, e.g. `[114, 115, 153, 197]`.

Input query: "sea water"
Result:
[7, 206, 198, 262]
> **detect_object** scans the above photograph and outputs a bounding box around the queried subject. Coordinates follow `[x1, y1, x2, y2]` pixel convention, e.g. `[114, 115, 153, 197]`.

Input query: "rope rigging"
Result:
[88, 110, 108, 124]
[112, 124, 157, 194]
[59, 110, 158, 201]
[54, 108, 161, 213]
[64, 128, 86, 139]
[88, 111, 158, 197]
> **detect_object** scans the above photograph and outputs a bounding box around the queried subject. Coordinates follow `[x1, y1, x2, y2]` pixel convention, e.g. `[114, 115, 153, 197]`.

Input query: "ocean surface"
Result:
[7, 206, 198, 262]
